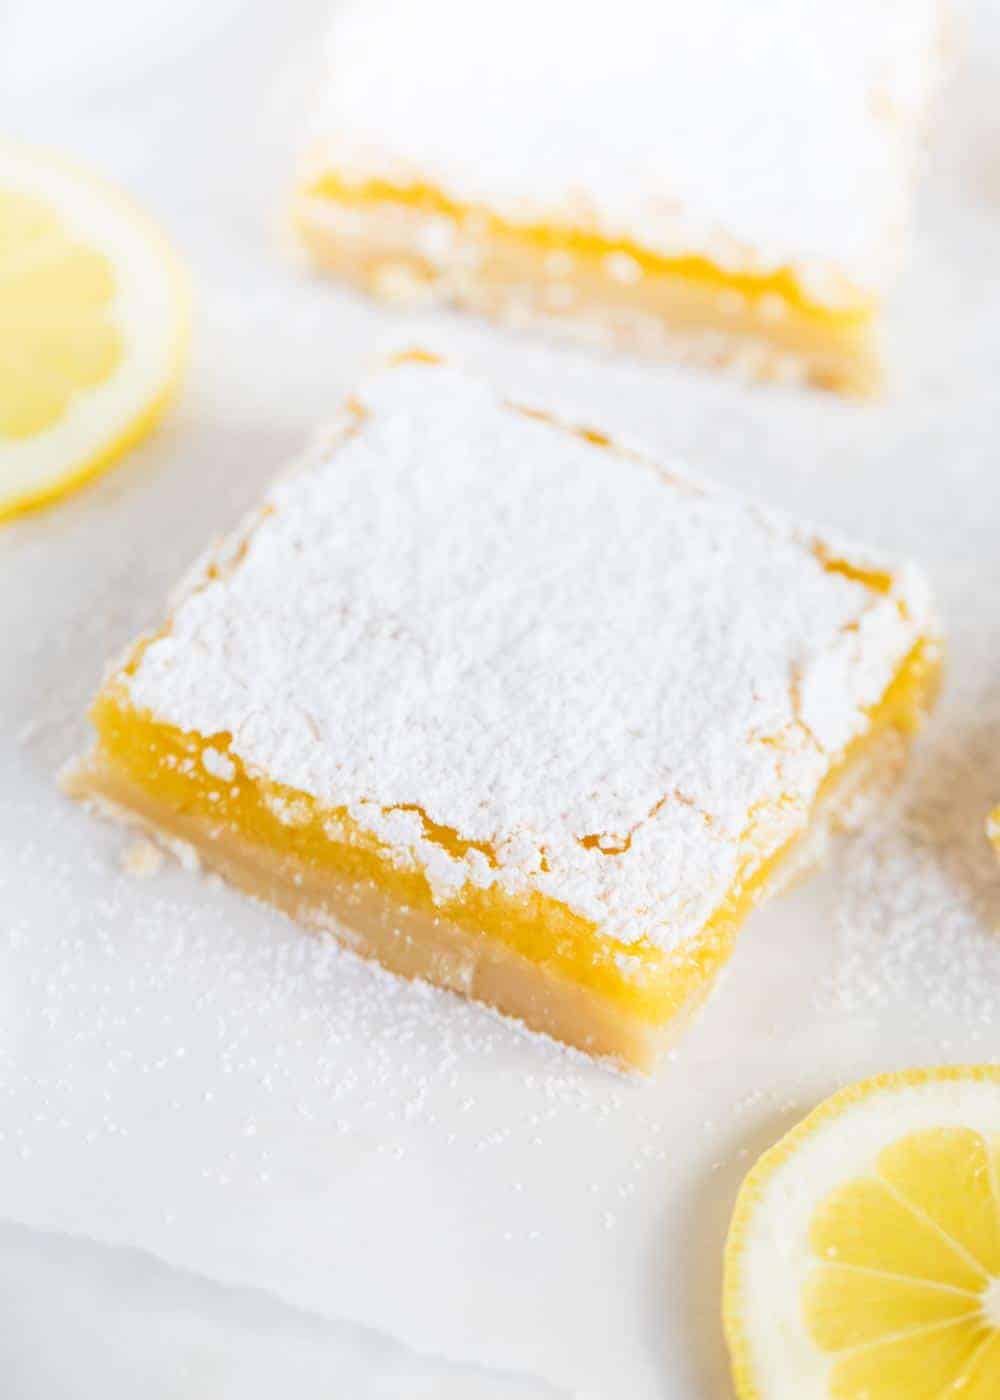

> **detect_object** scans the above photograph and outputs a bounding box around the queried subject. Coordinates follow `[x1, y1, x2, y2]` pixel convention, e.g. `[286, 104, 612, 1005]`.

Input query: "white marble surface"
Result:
[0, 1219, 555, 1399]
[1, 9, 561, 1394]
[2, 3, 1000, 1398]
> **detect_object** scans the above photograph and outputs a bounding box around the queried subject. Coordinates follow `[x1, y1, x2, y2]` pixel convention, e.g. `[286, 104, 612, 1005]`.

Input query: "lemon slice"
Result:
[0, 144, 189, 521]
[724, 1066, 1000, 1398]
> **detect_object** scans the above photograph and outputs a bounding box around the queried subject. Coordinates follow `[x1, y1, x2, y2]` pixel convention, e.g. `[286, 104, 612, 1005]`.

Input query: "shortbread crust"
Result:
[69, 356, 940, 1068]
[296, 0, 945, 392]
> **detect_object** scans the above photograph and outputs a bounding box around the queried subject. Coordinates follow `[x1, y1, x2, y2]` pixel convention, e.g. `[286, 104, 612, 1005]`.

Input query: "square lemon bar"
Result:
[69, 356, 940, 1070]
[295, 0, 945, 393]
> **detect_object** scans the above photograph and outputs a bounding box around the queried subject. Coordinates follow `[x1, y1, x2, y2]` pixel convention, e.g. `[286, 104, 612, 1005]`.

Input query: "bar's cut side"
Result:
[296, 0, 945, 392]
[296, 179, 880, 396]
[68, 357, 940, 1070]
[73, 645, 937, 1069]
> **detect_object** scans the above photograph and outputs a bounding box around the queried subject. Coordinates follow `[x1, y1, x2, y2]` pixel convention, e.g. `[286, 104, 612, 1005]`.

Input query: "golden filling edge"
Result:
[87, 637, 939, 1028]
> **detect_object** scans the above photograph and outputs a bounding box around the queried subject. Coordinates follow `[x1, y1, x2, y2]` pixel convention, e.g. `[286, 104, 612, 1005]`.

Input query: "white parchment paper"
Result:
[3, 3, 1000, 1397]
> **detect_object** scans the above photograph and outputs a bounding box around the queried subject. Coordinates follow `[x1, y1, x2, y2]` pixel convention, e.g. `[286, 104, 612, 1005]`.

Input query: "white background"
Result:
[2, 2, 1000, 1397]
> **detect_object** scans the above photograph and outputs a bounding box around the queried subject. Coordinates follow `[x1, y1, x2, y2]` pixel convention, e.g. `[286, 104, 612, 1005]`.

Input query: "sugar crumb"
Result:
[121, 839, 165, 880]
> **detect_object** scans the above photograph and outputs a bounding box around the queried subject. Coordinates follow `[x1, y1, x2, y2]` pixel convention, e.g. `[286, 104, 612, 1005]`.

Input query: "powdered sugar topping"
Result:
[305, 0, 945, 299]
[122, 359, 932, 949]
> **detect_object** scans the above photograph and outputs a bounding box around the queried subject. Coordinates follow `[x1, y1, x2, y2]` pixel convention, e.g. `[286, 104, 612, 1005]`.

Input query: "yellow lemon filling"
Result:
[89, 637, 936, 1026]
[304, 175, 874, 331]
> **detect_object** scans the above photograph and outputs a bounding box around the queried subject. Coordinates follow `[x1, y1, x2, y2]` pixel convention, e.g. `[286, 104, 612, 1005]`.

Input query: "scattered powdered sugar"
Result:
[201, 746, 236, 783]
[121, 358, 932, 951]
[306, 0, 945, 298]
[121, 838, 165, 879]
[830, 648, 1000, 1023]
[0, 789, 655, 1153]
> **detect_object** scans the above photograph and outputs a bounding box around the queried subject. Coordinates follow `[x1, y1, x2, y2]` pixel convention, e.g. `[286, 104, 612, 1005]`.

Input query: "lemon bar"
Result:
[295, 0, 945, 394]
[68, 356, 940, 1070]
[989, 808, 1000, 856]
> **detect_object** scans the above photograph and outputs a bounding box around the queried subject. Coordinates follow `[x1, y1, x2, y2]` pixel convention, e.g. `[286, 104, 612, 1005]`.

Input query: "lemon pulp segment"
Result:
[0, 144, 189, 521]
[806, 1124, 1000, 1397]
[725, 1067, 1000, 1400]
[0, 190, 121, 439]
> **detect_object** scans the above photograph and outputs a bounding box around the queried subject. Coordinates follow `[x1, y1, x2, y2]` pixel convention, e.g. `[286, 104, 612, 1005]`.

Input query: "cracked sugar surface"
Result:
[120, 358, 931, 949]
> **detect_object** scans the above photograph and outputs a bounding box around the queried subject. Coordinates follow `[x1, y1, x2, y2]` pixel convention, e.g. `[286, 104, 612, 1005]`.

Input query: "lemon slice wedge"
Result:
[0, 144, 189, 521]
[724, 1066, 1000, 1398]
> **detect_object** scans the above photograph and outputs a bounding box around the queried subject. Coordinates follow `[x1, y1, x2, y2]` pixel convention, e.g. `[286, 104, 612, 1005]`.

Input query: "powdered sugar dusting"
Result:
[121, 358, 931, 950]
[831, 661, 1000, 1024]
[305, 0, 945, 298]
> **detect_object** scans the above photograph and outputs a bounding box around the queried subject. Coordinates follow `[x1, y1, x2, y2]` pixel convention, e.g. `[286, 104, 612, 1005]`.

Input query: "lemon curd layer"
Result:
[303, 177, 873, 331]
[84, 637, 937, 1045]
[70, 357, 939, 1069]
[297, 177, 879, 395]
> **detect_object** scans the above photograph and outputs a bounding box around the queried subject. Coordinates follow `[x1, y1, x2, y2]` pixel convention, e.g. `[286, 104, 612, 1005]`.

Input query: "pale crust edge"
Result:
[295, 195, 882, 396]
[65, 716, 913, 1074]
